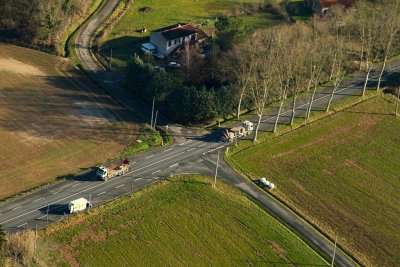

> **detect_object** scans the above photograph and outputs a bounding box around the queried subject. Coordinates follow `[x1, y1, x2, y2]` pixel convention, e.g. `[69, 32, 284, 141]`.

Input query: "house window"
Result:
[168, 41, 172, 47]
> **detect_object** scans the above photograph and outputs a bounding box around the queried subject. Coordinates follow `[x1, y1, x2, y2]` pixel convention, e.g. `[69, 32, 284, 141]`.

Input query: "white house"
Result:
[149, 23, 207, 57]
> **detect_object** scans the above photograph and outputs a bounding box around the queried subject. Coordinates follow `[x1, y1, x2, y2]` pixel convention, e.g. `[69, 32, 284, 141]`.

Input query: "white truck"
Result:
[96, 158, 130, 181]
[68, 198, 92, 214]
[223, 120, 254, 142]
[259, 177, 276, 190]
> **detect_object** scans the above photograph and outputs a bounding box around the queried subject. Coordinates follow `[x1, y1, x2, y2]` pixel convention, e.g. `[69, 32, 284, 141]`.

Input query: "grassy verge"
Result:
[42, 175, 327, 266]
[228, 94, 400, 266]
[227, 90, 379, 155]
[116, 126, 167, 160]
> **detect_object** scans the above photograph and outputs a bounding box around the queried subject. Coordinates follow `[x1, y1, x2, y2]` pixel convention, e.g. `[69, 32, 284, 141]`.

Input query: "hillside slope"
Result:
[231, 95, 400, 266]
[0, 44, 138, 199]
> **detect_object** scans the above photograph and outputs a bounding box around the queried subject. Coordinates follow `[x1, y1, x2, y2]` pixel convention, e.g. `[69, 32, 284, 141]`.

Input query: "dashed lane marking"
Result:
[152, 170, 161, 175]
[33, 198, 42, 203]
[12, 206, 22, 210]
[17, 223, 27, 228]
[187, 148, 195, 152]
[38, 215, 46, 220]
[145, 155, 154, 159]
[198, 143, 207, 147]
[169, 163, 178, 168]
[71, 183, 80, 188]
[136, 177, 143, 181]
[202, 145, 225, 155]
[115, 184, 125, 189]
[52, 191, 60, 195]
[97, 191, 106, 196]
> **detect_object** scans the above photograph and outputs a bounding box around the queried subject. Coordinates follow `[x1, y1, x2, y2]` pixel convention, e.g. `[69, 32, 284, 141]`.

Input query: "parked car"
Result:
[153, 52, 165, 59]
[167, 61, 181, 68]
[141, 43, 156, 54]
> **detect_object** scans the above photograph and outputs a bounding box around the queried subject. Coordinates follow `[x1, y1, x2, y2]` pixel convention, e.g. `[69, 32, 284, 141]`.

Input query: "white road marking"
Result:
[169, 163, 178, 168]
[136, 178, 143, 181]
[97, 191, 106, 196]
[52, 191, 60, 195]
[12, 206, 22, 210]
[17, 223, 27, 228]
[130, 151, 186, 174]
[198, 143, 207, 147]
[38, 215, 46, 220]
[187, 148, 195, 152]
[33, 198, 42, 203]
[164, 147, 172, 152]
[152, 170, 161, 175]
[179, 140, 192, 146]
[145, 155, 154, 159]
[115, 184, 125, 189]
[71, 183, 80, 188]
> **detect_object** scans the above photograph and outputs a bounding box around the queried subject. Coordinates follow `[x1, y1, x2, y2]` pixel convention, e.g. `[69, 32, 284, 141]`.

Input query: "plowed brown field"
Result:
[0, 44, 138, 199]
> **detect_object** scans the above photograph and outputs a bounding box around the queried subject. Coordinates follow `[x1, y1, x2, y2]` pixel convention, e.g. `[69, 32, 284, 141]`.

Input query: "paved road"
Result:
[2, 0, 400, 266]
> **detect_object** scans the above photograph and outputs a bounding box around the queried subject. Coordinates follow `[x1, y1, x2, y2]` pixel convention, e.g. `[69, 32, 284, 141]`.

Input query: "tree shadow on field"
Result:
[0, 60, 147, 144]
[56, 167, 98, 182]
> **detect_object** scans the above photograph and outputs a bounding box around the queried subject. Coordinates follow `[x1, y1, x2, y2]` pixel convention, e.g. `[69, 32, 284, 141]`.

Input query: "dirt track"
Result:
[0, 44, 139, 199]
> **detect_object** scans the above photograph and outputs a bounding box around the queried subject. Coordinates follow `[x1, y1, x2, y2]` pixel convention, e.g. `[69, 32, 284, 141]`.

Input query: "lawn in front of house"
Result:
[100, 0, 282, 68]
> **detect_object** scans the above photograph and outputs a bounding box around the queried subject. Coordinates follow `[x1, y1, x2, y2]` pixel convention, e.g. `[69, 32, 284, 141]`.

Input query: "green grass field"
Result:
[230, 95, 400, 266]
[100, 0, 282, 67]
[43, 175, 326, 266]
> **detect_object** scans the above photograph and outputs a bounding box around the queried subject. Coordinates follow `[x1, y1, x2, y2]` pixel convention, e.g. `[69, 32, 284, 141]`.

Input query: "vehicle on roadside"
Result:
[167, 61, 181, 68]
[259, 177, 275, 190]
[68, 198, 92, 214]
[97, 158, 130, 181]
[153, 52, 165, 59]
[223, 120, 254, 142]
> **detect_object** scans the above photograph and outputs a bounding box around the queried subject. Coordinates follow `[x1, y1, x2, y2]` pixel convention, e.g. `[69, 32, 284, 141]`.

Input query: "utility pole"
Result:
[109, 48, 113, 70]
[213, 150, 220, 187]
[153, 110, 158, 129]
[396, 86, 400, 116]
[34, 224, 38, 257]
[46, 202, 49, 225]
[331, 237, 337, 267]
[150, 96, 155, 128]
[88, 193, 92, 212]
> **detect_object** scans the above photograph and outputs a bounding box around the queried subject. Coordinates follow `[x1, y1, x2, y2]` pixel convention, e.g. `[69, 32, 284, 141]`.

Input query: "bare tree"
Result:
[326, 34, 347, 113]
[305, 34, 332, 124]
[353, 4, 381, 97]
[376, 0, 400, 91]
[222, 41, 257, 118]
[249, 30, 276, 142]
